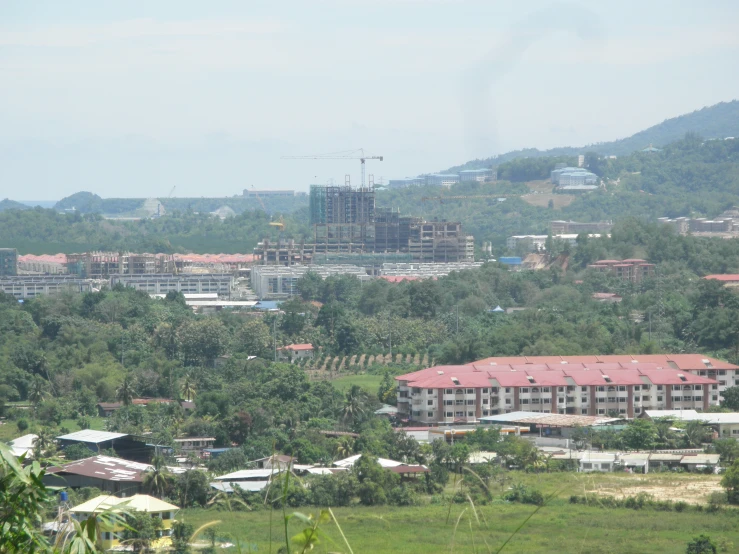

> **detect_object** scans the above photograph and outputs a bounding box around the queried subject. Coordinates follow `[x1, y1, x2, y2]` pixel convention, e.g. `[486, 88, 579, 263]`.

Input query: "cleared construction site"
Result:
[255, 184, 474, 266]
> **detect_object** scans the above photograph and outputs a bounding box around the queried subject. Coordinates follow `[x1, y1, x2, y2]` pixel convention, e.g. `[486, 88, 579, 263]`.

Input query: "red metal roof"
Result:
[704, 274, 739, 282]
[397, 357, 728, 390]
[472, 354, 737, 370]
[279, 343, 314, 351]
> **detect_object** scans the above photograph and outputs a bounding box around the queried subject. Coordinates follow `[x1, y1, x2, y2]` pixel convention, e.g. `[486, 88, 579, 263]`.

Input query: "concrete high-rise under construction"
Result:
[255, 184, 474, 265]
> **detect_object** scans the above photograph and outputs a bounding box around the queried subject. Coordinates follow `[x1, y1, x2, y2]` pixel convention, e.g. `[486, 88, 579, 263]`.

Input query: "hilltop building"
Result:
[244, 189, 305, 197]
[550, 220, 613, 234]
[658, 208, 739, 236]
[586, 259, 655, 282]
[507, 234, 604, 252]
[550, 167, 598, 187]
[388, 168, 495, 189]
[395, 354, 737, 425]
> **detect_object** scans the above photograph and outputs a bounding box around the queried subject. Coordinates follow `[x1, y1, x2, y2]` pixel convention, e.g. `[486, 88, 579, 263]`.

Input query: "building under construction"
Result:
[66, 252, 175, 278]
[255, 184, 474, 265]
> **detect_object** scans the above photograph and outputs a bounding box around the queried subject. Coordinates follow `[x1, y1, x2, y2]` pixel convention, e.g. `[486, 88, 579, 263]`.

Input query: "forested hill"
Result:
[446, 100, 739, 173]
[0, 199, 32, 212]
[379, 134, 739, 248]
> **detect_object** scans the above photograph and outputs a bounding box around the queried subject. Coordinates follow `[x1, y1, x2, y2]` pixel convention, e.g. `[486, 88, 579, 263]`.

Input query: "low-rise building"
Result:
[44, 456, 152, 496]
[110, 273, 234, 296]
[173, 437, 216, 455]
[587, 259, 655, 282]
[0, 275, 97, 299]
[57, 430, 154, 462]
[703, 274, 739, 288]
[395, 354, 737, 425]
[69, 494, 179, 551]
[277, 343, 315, 363]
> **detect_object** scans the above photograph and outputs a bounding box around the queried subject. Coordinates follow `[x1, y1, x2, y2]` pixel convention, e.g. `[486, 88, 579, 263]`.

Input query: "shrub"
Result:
[674, 501, 688, 512]
[16, 419, 28, 433]
[569, 495, 579, 504]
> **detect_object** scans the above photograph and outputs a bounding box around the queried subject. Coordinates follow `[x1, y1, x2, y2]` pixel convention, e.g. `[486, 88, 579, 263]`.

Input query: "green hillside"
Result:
[446, 100, 739, 173]
[0, 199, 32, 212]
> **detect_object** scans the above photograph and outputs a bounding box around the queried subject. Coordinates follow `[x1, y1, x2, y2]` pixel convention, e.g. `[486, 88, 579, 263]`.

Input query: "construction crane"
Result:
[250, 186, 267, 212]
[168, 186, 176, 198]
[281, 149, 383, 188]
[421, 194, 520, 204]
[269, 215, 285, 230]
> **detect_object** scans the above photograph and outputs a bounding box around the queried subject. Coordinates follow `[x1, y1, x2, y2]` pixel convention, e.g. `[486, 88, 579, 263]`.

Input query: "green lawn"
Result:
[329, 374, 383, 393]
[0, 417, 107, 443]
[180, 500, 739, 554]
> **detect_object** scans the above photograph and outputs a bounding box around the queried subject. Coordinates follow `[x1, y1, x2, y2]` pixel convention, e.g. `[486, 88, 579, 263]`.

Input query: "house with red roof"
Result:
[394, 354, 736, 425]
[703, 274, 739, 288]
[277, 343, 315, 363]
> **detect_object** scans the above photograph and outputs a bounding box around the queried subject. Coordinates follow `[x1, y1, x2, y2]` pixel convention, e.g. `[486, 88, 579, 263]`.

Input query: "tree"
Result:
[721, 459, 739, 504]
[621, 419, 657, 451]
[341, 385, 369, 429]
[179, 373, 197, 402]
[28, 375, 48, 406]
[682, 420, 708, 448]
[121, 510, 163, 553]
[686, 535, 717, 554]
[171, 520, 194, 554]
[721, 386, 739, 410]
[64, 443, 96, 461]
[142, 455, 174, 498]
[175, 469, 210, 508]
[713, 438, 739, 464]
[178, 319, 228, 366]
[116, 374, 137, 406]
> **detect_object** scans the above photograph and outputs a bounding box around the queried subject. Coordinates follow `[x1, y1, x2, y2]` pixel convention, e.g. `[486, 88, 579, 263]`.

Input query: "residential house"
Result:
[578, 452, 617, 472]
[277, 344, 315, 363]
[43, 456, 152, 496]
[69, 494, 179, 551]
[173, 437, 216, 456]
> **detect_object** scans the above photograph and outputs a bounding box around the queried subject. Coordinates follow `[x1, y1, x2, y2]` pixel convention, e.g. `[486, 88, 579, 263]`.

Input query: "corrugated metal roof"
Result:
[48, 456, 151, 482]
[57, 430, 128, 443]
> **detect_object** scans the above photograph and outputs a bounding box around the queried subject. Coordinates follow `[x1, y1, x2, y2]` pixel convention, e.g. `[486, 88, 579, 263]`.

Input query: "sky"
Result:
[0, 0, 738, 200]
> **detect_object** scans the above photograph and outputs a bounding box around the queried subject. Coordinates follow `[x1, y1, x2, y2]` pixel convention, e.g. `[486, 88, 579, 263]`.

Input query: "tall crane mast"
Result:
[281, 149, 383, 188]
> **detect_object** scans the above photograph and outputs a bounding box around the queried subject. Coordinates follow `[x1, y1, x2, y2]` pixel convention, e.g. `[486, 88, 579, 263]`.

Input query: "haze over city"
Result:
[1, 0, 739, 199]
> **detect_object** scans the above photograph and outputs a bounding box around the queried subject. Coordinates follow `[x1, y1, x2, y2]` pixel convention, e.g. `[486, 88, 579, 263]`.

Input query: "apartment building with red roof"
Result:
[395, 354, 737, 425]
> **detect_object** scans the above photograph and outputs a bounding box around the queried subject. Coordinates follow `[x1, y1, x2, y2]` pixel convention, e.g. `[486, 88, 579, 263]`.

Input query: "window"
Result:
[581, 397, 588, 403]
[542, 387, 550, 393]
[713, 396, 718, 401]
[657, 396, 663, 402]
[466, 389, 473, 394]
[543, 398, 551, 403]
[719, 370, 726, 375]
[455, 411, 464, 417]
[712, 385, 718, 390]
[558, 387, 565, 392]
[482, 410, 489, 416]
[634, 385, 640, 391]
[505, 388, 511, 393]
[520, 388, 529, 393]
[428, 400, 434, 405]
[582, 386, 587, 392]
[445, 389, 453, 394]
[162, 512, 172, 520]
[642, 396, 649, 401]
[482, 388, 488, 393]
[597, 386, 605, 392]
[505, 399, 511, 404]
[466, 399, 474, 405]
[635, 407, 641, 413]
[619, 397, 627, 403]
[428, 412, 434, 417]
[720, 381, 726, 386]
[597, 398, 605, 403]
[582, 409, 588, 414]
[491, 387, 498, 393]
[672, 397, 681, 403]
[619, 409, 626, 414]
[483, 399, 489, 404]
[618, 386, 626, 392]
[446, 411, 453, 417]
[598, 409, 605, 415]
[607, 397, 617, 403]
[444, 400, 453, 406]
[468, 411, 474, 417]
[531, 388, 539, 393]
[532, 398, 540, 404]
[455, 400, 464, 405]
[521, 399, 529, 404]
[694, 396, 702, 402]
[582, 463, 592, 469]
[694, 385, 702, 390]
[657, 385, 663, 391]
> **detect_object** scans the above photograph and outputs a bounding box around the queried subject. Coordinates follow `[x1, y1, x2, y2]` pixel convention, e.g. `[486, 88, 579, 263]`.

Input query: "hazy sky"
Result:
[1, 0, 738, 200]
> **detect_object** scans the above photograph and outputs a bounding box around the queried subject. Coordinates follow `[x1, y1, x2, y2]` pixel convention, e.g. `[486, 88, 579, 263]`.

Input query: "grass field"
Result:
[0, 416, 107, 442]
[180, 471, 738, 553]
[520, 179, 576, 209]
[329, 374, 383, 393]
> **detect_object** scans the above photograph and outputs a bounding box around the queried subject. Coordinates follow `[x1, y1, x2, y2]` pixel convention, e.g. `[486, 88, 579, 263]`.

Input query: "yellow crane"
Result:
[281, 148, 383, 188]
[269, 215, 285, 230]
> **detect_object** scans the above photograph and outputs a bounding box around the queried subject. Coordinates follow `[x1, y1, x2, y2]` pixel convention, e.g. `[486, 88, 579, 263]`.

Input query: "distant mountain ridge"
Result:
[0, 198, 31, 212]
[446, 99, 739, 173]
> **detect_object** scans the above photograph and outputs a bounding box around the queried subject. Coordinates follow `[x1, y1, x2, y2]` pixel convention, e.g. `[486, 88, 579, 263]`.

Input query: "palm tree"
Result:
[28, 376, 48, 407]
[116, 375, 136, 406]
[142, 455, 173, 498]
[179, 373, 197, 402]
[341, 385, 369, 429]
[334, 436, 354, 460]
[683, 420, 708, 448]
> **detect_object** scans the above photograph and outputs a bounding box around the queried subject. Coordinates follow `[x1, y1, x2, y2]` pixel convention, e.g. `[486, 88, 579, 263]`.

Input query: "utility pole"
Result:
[273, 317, 277, 362]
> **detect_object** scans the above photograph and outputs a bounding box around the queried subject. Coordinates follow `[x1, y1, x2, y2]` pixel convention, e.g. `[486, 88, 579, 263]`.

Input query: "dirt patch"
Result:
[585, 476, 722, 504]
[522, 193, 575, 209]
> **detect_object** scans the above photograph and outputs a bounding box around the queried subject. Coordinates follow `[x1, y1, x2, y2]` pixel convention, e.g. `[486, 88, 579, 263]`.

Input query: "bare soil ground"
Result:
[520, 179, 576, 209]
[584, 473, 722, 504]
